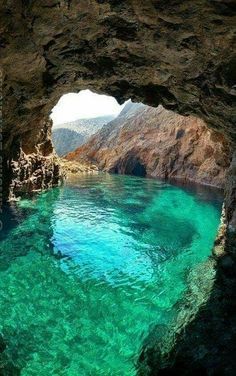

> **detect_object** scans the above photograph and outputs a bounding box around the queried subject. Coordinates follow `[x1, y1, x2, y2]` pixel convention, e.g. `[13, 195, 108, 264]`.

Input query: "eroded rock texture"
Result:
[0, 0, 236, 374]
[9, 149, 61, 199]
[0, 0, 236, 197]
[66, 102, 231, 188]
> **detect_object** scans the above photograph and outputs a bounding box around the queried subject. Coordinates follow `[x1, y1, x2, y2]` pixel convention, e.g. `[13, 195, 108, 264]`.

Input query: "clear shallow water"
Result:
[0, 174, 222, 375]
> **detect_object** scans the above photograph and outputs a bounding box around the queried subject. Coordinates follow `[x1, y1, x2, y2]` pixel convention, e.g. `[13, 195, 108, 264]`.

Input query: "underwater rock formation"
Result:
[0, 334, 21, 375]
[0, 0, 236, 374]
[66, 102, 231, 188]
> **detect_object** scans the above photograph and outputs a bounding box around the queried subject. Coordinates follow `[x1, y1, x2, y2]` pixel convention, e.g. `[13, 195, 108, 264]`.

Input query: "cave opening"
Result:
[131, 160, 146, 177]
[112, 157, 147, 177]
[50, 89, 126, 157]
[1, 1, 235, 374]
[4, 83, 233, 376]
[50, 89, 230, 188]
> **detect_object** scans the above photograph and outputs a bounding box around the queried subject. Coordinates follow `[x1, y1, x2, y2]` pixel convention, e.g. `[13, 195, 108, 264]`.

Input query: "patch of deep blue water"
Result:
[0, 174, 222, 375]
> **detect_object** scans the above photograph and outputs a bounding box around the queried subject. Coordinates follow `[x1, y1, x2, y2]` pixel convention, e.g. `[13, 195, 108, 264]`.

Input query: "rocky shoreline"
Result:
[66, 103, 231, 190]
[8, 149, 61, 201]
[59, 158, 99, 176]
[1, 1, 235, 374]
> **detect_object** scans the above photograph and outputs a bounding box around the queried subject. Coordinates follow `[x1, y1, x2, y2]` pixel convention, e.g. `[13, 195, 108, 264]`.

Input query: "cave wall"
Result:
[0, 0, 234, 269]
[0, 0, 235, 297]
[1, 1, 236, 143]
[1, 0, 235, 196]
[0, 1, 236, 374]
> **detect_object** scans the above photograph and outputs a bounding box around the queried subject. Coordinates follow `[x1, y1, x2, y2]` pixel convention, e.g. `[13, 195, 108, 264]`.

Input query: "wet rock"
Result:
[220, 255, 235, 273]
[0, 1, 236, 374]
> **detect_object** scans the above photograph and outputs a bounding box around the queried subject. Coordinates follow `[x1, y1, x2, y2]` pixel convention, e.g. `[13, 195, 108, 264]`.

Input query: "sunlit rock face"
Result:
[66, 103, 231, 188]
[1, 0, 235, 196]
[0, 1, 236, 373]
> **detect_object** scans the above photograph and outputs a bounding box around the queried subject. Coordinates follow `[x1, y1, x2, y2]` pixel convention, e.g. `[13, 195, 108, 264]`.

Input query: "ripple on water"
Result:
[0, 173, 222, 375]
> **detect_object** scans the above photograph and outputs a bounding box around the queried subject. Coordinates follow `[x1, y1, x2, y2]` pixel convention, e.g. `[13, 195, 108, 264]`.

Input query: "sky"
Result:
[51, 89, 125, 125]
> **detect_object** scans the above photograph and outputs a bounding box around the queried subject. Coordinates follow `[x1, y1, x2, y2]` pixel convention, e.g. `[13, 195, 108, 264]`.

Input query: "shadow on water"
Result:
[0, 189, 63, 375]
[0, 189, 62, 272]
[0, 203, 37, 240]
[137, 248, 236, 375]
[159, 177, 224, 208]
[0, 175, 225, 375]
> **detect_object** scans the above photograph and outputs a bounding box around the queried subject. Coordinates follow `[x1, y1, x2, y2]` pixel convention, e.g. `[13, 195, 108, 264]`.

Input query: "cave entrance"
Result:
[113, 157, 147, 177]
[132, 160, 146, 177]
[50, 90, 149, 179]
[50, 89, 125, 157]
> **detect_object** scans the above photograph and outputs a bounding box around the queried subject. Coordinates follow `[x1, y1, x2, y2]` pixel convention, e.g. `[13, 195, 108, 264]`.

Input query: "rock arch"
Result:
[1, 0, 235, 246]
[0, 1, 236, 373]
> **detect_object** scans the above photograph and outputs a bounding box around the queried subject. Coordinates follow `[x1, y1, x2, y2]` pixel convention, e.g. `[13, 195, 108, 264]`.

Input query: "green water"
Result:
[0, 174, 222, 375]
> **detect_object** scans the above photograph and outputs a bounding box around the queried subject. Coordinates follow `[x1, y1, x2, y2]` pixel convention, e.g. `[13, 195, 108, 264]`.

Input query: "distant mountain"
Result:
[66, 101, 230, 188]
[52, 128, 85, 157]
[52, 115, 115, 156]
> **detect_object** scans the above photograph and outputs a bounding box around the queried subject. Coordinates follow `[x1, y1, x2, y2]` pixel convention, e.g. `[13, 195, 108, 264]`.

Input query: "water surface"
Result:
[0, 174, 222, 375]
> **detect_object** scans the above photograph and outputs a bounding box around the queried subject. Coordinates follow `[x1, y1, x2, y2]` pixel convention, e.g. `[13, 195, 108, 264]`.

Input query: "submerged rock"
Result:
[0, 335, 6, 354]
[0, 335, 21, 376]
[0, 1, 236, 374]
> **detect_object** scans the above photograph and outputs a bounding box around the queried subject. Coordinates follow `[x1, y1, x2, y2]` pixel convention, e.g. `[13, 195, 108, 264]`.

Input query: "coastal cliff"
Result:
[1, 1, 235, 199]
[1, 1, 236, 374]
[66, 102, 231, 188]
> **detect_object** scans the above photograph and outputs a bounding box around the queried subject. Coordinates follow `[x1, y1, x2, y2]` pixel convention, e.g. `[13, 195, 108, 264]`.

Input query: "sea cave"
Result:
[0, 1, 236, 375]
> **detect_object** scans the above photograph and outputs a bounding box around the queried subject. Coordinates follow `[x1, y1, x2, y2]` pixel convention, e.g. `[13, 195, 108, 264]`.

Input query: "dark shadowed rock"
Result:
[0, 1, 235, 199]
[0, 1, 236, 374]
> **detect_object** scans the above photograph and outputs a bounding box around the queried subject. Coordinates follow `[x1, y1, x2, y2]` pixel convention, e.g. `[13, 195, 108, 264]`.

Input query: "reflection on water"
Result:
[0, 173, 222, 375]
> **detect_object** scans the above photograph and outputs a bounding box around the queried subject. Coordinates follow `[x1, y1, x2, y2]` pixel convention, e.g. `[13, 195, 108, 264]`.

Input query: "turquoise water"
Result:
[0, 174, 222, 375]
